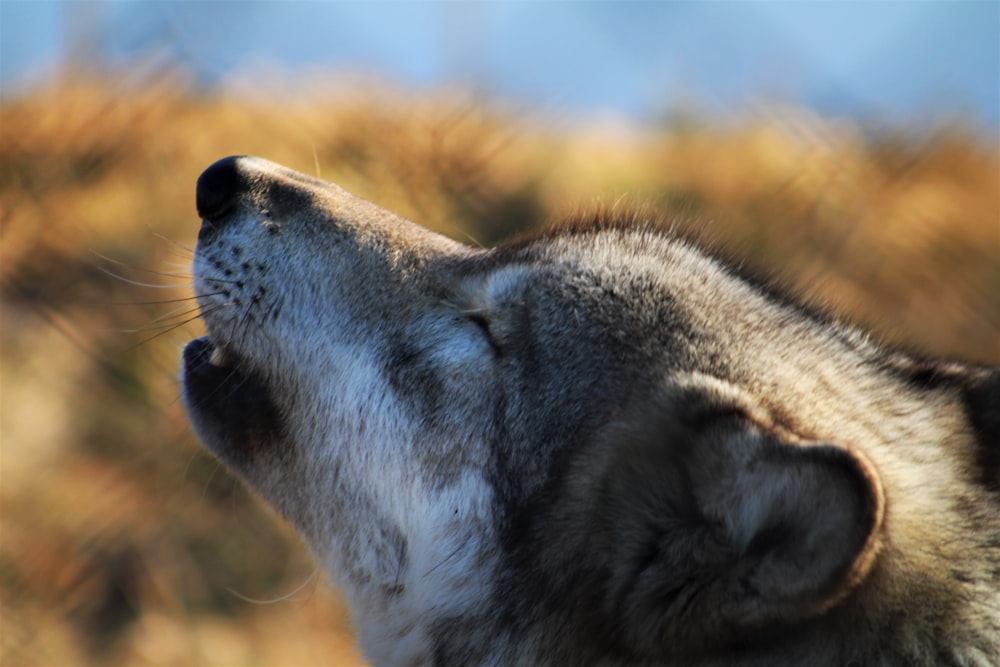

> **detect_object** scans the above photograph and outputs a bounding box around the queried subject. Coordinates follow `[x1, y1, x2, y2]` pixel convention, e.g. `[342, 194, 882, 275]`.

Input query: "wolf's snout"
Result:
[196, 155, 251, 238]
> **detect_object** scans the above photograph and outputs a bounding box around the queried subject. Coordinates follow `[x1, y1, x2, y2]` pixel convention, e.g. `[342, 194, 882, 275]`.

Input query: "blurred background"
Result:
[1, 2, 998, 665]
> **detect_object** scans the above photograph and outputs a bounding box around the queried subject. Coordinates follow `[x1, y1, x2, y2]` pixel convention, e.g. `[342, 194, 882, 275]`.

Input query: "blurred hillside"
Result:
[1, 73, 998, 666]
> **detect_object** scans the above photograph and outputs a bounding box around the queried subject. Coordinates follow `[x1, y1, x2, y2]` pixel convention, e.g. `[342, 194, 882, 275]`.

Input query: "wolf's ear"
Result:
[592, 376, 884, 659]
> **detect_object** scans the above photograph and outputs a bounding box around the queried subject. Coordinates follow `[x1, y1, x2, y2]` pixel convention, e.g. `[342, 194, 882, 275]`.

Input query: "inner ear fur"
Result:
[592, 374, 885, 659]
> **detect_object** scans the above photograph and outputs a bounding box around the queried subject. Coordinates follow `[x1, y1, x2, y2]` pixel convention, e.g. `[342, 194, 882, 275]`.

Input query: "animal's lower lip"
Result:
[208, 344, 234, 368]
[182, 337, 256, 398]
[183, 337, 239, 383]
[182, 336, 270, 424]
[181, 336, 283, 466]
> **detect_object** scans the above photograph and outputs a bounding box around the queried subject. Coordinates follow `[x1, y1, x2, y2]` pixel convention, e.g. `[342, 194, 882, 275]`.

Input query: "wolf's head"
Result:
[182, 156, 998, 665]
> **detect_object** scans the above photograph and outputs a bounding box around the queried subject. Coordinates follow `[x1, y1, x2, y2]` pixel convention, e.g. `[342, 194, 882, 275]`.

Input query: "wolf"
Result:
[181, 156, 999, 666]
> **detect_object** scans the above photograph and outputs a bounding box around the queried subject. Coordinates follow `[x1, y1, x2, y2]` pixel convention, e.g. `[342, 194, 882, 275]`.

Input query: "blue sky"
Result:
[2, 1, 998, 127]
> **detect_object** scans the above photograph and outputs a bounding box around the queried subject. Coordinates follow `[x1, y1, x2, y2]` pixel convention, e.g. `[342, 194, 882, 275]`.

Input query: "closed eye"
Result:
[466, 312, 503, 357]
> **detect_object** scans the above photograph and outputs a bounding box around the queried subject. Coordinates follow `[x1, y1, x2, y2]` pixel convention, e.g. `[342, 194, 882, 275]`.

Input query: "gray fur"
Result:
[182, 156, 999, 666]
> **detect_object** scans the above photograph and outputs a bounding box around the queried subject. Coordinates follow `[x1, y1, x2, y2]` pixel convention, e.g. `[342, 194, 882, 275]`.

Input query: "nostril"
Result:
[196, 156, 249, 229]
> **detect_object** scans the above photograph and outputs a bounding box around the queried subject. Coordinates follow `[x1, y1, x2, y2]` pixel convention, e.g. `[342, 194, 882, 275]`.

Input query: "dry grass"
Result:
[1, 71, 997, 666]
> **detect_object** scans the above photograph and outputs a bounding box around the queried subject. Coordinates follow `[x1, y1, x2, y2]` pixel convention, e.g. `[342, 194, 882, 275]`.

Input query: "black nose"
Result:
[196, 155, 250, 223]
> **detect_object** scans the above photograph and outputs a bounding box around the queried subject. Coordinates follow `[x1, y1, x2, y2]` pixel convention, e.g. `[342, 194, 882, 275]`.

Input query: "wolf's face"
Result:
[182, 157, 998, 666]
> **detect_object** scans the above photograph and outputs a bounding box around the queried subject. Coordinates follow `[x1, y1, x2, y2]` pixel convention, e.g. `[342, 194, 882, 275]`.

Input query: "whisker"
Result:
[124, 303, 229, 351]
[119, 304, 207, 333]
[92, 250, 192, 278]
[424, 533, 473, 578]
[124, 315, 206, 350]
[152, 233, 196, 255]
[146, 297, 228, 323]
[198, 459, 224, 502]
[109, 293, 216, 307]
[162, 260, 194, 272]
[230, 298, 258, 349]
[312, 143, 322, 179]
[226, 568, 321, 605]
[97, 266, 194, 289]
[459, 229, 486, 249]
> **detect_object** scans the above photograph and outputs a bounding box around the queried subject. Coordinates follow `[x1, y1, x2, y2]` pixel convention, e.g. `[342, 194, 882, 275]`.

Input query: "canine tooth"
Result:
[209, 346, 231, 367]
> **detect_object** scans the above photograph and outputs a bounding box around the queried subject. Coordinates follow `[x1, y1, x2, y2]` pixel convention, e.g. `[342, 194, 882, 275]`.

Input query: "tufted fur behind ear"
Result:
[591, 375, 885, 660]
